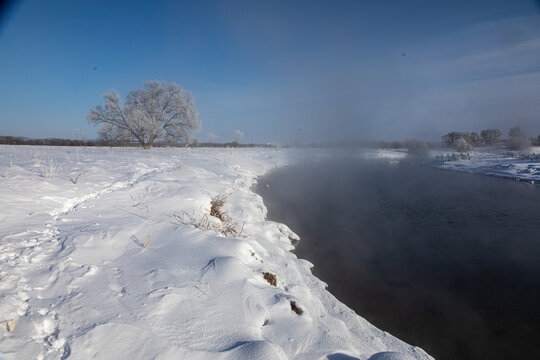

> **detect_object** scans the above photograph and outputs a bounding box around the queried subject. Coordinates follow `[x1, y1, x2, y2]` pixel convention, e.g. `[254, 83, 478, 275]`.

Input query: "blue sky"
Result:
[1, 0, 539, 143]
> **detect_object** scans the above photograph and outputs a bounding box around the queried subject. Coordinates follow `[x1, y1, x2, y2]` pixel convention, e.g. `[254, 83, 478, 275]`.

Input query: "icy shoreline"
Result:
[429, 147, 540, 184]
[0, 145, 432, 360]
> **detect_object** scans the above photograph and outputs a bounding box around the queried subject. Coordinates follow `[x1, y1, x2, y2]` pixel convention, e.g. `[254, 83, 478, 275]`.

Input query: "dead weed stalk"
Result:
[173, 195, 246, 237]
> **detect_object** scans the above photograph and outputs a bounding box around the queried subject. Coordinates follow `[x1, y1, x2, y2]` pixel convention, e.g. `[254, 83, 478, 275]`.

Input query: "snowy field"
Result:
[430, 147, 540, 183]
[0, 145, 432, 360]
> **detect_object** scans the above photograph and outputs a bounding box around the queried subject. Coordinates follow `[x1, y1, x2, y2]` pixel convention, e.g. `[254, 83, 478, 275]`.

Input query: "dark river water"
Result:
[256, 158, 540, 360]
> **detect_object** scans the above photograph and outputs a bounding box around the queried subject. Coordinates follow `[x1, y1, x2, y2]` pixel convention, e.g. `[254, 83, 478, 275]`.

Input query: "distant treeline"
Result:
[282, 140, 439, 149]
[0, 136, 97, 146]
[441, 127, 540, 152]
[192, 142, 275, 148]
[376, 140, 439, 149]
[0, 136, 440, 150]
[0, 136, 275, 148]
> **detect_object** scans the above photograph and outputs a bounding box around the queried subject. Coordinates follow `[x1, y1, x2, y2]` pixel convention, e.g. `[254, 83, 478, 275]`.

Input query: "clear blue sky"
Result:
[1, 0, 539, 143]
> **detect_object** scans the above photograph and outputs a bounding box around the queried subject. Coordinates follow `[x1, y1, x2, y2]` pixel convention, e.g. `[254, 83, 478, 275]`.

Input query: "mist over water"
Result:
[257, 157, 540, 360]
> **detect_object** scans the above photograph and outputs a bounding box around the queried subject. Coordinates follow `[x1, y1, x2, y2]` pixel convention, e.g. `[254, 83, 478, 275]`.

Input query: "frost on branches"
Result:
[87, 81, 201, 148]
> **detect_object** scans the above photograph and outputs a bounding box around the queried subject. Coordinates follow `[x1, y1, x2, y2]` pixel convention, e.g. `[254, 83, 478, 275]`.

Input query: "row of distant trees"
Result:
[0, 136, 100, 146]
[0, 135, 272, 148]
[442, 127, 540, 152]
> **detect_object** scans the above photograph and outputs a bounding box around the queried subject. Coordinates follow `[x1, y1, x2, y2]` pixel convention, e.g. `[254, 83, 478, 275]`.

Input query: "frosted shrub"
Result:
[210, 194, 229, 222]
[35, 155, 59, 180]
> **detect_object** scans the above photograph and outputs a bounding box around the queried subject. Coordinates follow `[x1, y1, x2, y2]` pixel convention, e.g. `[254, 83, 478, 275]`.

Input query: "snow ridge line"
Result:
[47, 165, 173, 219]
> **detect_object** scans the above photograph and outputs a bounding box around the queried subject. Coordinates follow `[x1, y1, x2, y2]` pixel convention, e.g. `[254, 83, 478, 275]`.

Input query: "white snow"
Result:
[0, 145, 433, 360]
[430, 146, 540, 183]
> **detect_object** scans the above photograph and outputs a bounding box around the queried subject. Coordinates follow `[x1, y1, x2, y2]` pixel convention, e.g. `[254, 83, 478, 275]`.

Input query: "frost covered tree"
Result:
[233, 130, 244, 143]
[508, 125, 530, 150]
[455, 137, 472, 152]
[480, 129, 501, 145]
[442, 132, 466, 148]
[442, 131, 473, 151]
[508, 125, 526, 139]
[469, 132, 481, 147]
[87, 81, 200, 149]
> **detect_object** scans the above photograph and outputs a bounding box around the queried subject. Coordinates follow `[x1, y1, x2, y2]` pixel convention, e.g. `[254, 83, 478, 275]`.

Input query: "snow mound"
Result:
[224, 340, 288, 360]
[368, 352, 417, 360]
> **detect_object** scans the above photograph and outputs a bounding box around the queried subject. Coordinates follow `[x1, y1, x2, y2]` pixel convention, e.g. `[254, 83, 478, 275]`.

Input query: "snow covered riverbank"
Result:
[0, 146, 432, 360]
[430, 147, 540, 183]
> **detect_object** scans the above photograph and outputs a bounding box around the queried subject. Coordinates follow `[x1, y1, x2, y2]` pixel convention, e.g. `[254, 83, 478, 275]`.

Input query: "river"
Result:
[256, 157, 540, 360]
